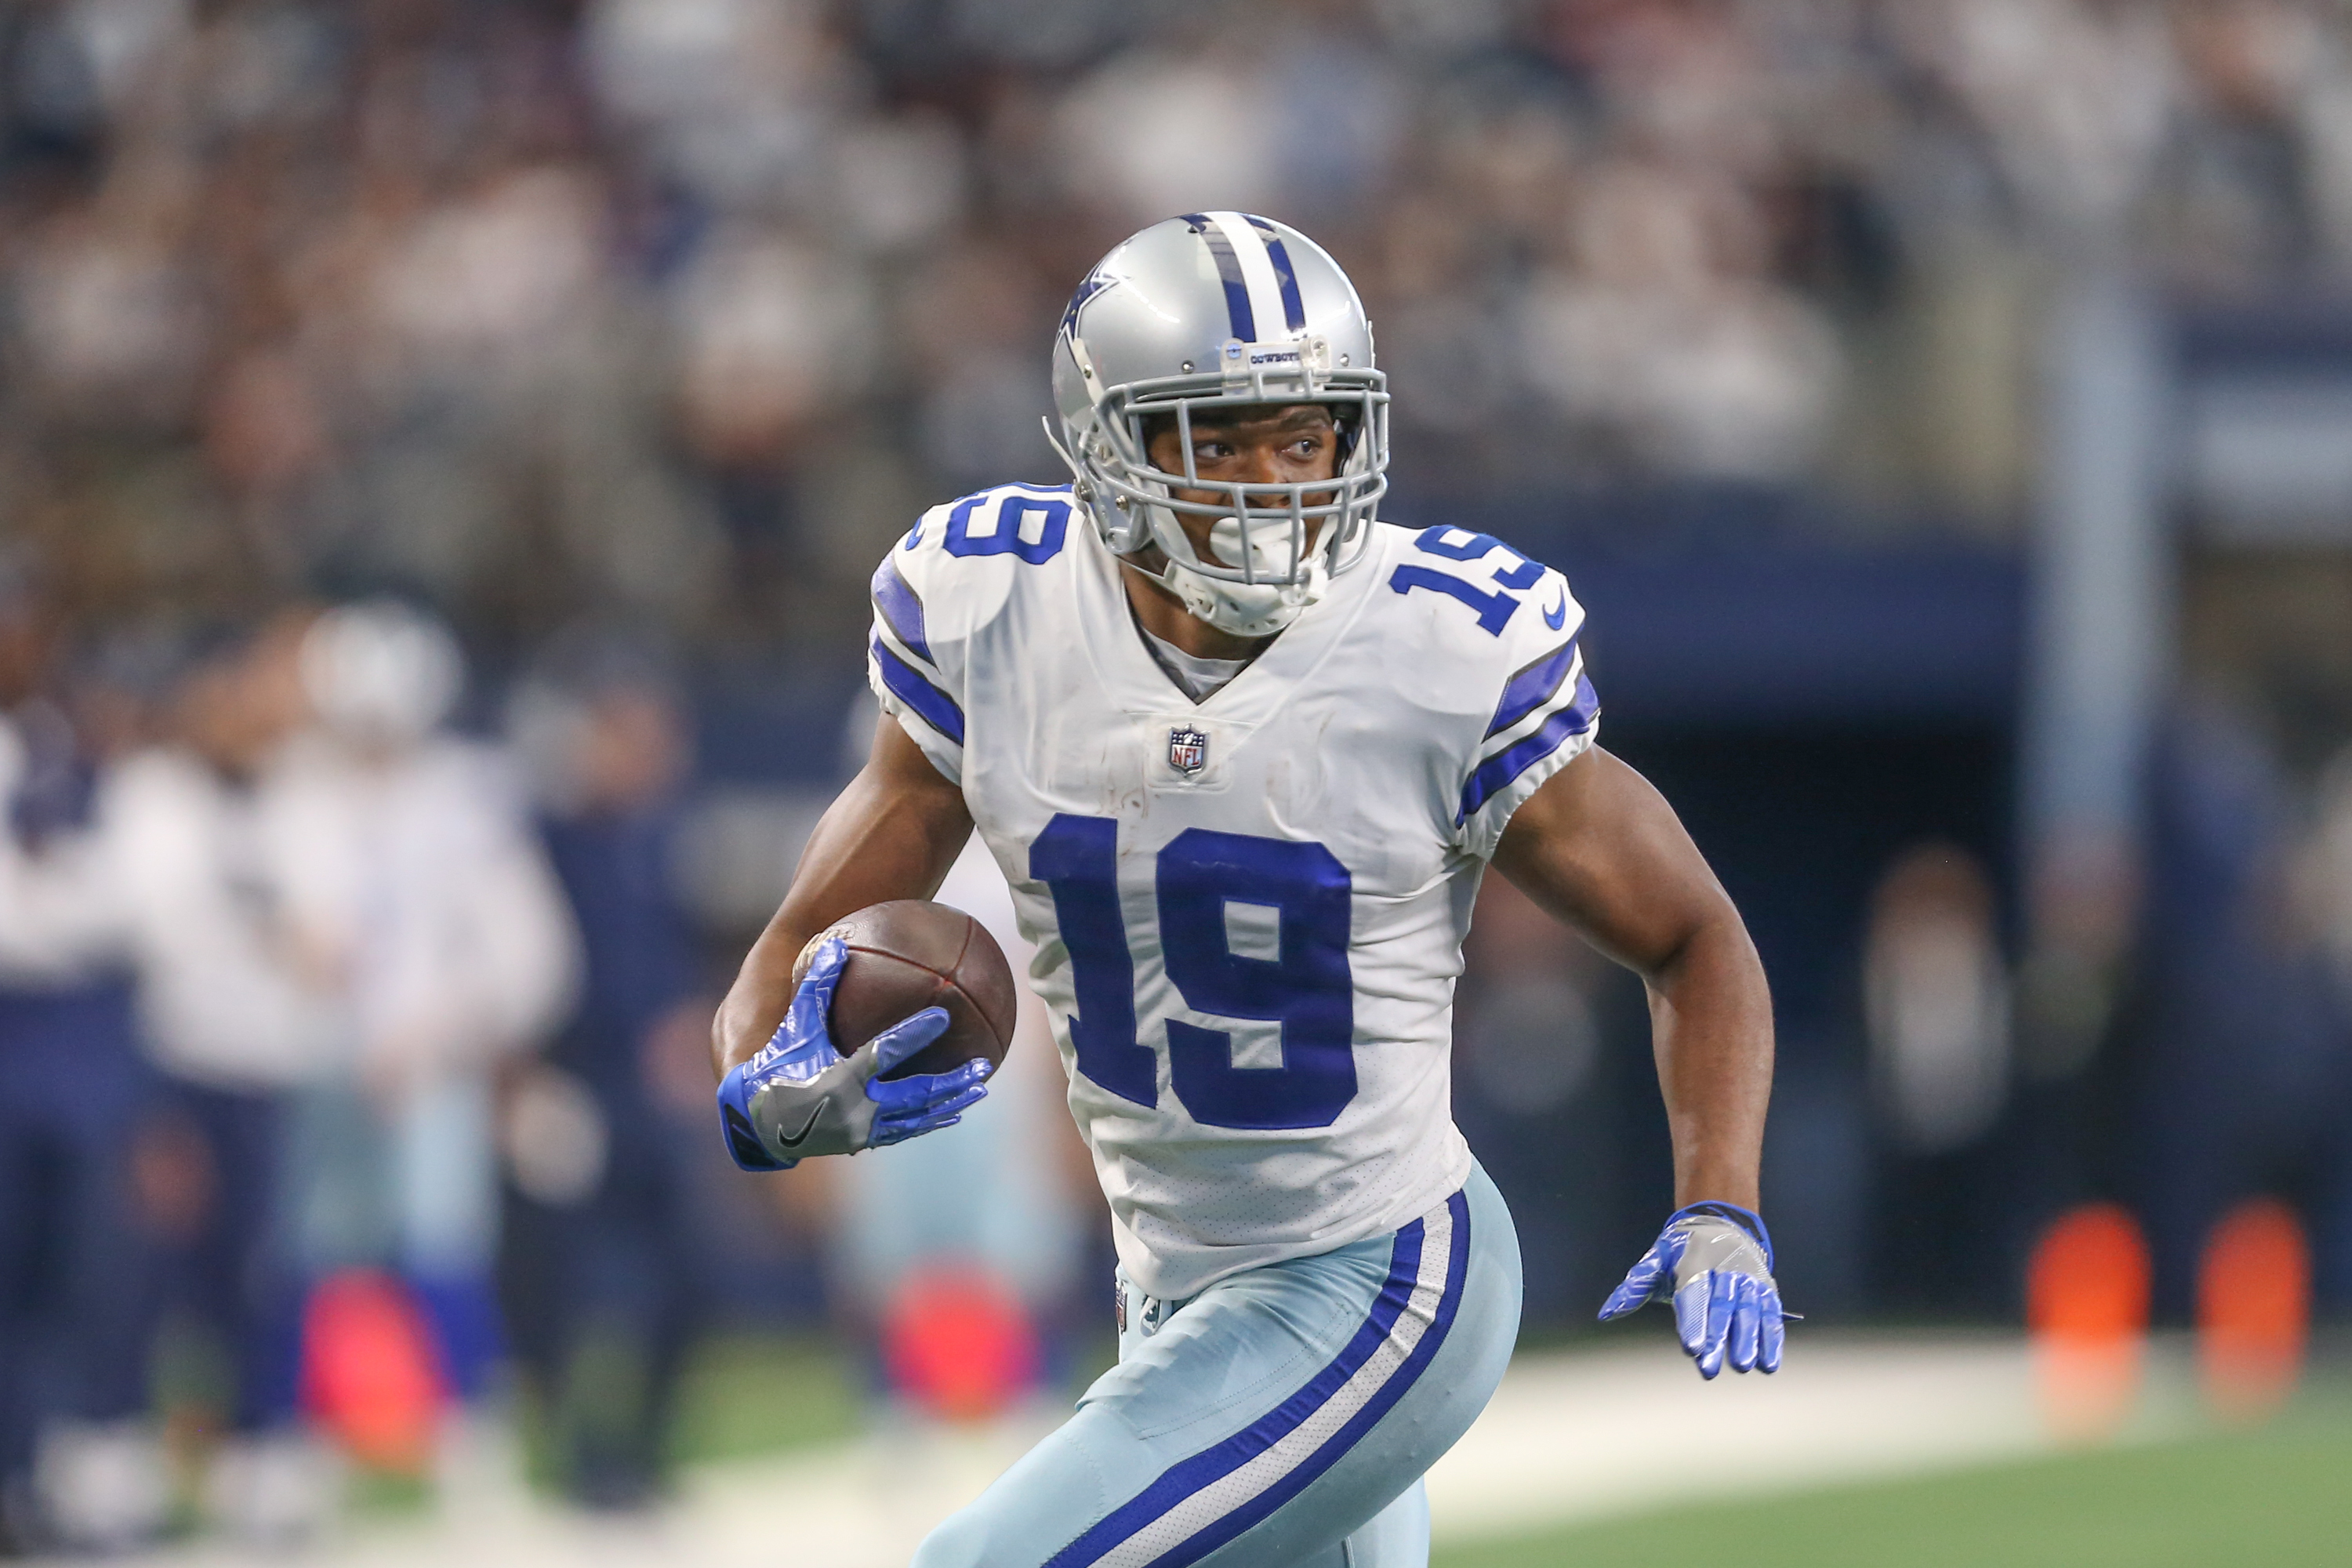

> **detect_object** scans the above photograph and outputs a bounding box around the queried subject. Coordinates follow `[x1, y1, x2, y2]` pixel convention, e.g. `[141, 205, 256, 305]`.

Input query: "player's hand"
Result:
[1599, 1202, 1784, 1378]
[716, 937, 992, 1171]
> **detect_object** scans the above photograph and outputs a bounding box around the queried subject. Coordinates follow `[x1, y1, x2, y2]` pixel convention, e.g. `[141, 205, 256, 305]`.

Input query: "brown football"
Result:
[794, 900, 1018, 1080]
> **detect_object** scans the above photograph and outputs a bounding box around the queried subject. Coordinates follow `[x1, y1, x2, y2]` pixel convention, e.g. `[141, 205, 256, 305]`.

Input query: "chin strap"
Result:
[1149, 501, 1333, 635]
[1153, 537, 1327, 635]
[1047, 416, 1149, 555]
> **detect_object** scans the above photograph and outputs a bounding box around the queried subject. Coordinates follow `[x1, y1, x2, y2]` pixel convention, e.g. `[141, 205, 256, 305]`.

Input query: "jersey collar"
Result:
[1073, 524, 1386, 726]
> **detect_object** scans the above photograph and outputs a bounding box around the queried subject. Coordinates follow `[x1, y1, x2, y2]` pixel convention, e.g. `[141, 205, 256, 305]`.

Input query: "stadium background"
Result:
[0, 0, 2349, 1563]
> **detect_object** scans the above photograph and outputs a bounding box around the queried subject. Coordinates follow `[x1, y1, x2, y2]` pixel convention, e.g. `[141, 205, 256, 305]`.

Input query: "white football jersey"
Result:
[868, 482, 1599, 1300]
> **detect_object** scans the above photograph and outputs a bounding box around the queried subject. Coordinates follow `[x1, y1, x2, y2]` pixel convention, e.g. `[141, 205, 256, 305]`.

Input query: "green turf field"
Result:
[1433, 1417, 2352, 1568]
[669, 1333, 862, 1464]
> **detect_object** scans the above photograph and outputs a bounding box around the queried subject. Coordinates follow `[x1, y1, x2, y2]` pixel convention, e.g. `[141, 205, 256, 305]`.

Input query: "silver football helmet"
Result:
[300, 599, 463, 750]
[1049, 213, 1388, 637]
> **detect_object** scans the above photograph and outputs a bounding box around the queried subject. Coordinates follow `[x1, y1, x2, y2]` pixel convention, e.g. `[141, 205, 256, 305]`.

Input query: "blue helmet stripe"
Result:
[1243, 215, 1308, 332]
[1181, 212, 1257, 341]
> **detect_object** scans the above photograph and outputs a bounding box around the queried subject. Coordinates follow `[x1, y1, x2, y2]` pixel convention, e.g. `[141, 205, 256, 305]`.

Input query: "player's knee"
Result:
[909, 1507, 1003, 1568]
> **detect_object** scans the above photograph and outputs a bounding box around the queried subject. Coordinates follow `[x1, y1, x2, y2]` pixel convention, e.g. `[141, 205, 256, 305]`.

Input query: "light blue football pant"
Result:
[913, 1163, 1521, 1568]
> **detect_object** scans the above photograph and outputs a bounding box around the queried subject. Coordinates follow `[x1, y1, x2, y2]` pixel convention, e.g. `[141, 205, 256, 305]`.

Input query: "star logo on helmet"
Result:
[1060, 268, 1116, 343]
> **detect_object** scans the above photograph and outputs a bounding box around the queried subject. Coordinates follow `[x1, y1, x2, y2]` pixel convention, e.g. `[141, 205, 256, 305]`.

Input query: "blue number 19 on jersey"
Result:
[1029, 815, 1357, 1130]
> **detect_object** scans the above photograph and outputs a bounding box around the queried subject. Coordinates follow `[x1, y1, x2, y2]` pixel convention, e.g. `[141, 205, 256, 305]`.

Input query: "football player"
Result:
[712, 213, 1782, 1568]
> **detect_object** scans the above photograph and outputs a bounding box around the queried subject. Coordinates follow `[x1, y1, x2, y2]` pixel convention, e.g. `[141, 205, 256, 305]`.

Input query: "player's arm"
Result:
[713, 716, 973, 1077]
[1492, 744, 1769, 1206]
[1492, 744, 1784, 1376]
[706, 717, 984, 1171]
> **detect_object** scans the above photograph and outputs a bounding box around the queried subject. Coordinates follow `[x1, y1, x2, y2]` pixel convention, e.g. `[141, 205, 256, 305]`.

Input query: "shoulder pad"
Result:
[1373, 524, 1601, 854]
[871, 481, 1076, 782]
[1381, 524, 1583, 650]
[903, 481, 1080, 567]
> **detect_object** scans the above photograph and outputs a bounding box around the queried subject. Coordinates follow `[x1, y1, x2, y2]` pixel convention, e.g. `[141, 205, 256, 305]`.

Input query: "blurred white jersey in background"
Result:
[0, 724, 336, 1094]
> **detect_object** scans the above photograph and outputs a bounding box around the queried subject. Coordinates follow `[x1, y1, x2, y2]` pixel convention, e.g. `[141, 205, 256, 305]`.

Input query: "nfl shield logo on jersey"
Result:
[1168, 725, 1209, 775]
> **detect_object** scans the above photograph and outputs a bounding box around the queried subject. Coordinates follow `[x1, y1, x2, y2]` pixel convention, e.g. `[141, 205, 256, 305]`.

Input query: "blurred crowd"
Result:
[9, 0, 2352, 661]
[0, 579, 1100, 1552]
[0, 593, 718, 1549]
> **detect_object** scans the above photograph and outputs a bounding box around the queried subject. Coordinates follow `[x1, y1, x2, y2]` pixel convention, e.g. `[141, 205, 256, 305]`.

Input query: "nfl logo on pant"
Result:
[1168, 725, 1209, 775]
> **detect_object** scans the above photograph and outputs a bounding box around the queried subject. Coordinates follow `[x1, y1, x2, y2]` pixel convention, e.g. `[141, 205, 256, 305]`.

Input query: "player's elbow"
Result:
[1644, 887, 1763, 1000]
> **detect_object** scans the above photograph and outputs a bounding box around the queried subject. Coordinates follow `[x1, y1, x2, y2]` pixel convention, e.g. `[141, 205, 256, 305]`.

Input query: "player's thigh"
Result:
[1006, 1479, 1428, 1568]
[916, 1168, 1519, 1568]
[1185, 1174, 1518, 1568]
[1272, 1479, 1430, 1568]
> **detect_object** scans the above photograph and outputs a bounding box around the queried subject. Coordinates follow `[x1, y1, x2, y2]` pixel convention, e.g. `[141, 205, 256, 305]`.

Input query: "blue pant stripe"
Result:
[1047, 1191, 1471, 1568]
[1044, 1220, 1424, 1567]
[1144, 1191, 1472, 1568]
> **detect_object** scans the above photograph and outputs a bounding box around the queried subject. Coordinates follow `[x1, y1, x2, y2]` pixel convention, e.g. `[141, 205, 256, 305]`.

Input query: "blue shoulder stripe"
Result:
[1486, 635, 1579, 739]
[871, 637, 964, 746]
[1458, 673, 1598, 822]
[869, 557, 931, 664]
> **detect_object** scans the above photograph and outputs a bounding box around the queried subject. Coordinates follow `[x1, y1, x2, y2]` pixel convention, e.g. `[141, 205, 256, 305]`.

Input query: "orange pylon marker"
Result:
[2196, 1197, 2310, 1425]
[881, 1264, 1043, 1423]
[299, 1269, 448, 1474]
[2026, 1203, 2151, 1443]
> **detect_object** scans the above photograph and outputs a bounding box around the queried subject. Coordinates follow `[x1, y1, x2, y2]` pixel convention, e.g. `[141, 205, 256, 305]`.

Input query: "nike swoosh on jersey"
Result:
[775, 1102, 826, 1149]
[1542, 590, 1567, 631]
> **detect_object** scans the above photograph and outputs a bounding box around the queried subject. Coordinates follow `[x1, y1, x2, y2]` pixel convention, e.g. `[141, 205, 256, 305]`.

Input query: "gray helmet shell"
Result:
[1048, 213, 1388, 637]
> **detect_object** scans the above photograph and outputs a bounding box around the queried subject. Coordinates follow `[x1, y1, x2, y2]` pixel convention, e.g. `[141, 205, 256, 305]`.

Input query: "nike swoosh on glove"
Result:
[1599, 1202, 1786, 1377]
[716, 935, 993, 1171]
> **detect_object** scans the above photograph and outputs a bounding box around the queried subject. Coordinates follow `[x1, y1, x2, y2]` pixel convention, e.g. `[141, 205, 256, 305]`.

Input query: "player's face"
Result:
[1143, 404, 1342, 560]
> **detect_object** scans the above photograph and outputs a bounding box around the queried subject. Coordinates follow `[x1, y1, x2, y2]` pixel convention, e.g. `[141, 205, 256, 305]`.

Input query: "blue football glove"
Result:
[1600, 1201, 1785, 1378]
[717, 936, 993, 1172]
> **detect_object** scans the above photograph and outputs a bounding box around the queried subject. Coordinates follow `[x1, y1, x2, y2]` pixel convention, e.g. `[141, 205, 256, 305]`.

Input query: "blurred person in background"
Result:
[2299, 743, 2352, 1314]
[1522, 157, 1844, 484]
[497, 629, 715, 1511]
[1449, 875, 1621, 1323]
[2127, 698, 2350, 1319]
[0, 612, 342, 1547]
[1865, 847, 2011, 1168]
[0, 579, 151, 1555]
[1862, 843, 2015, 1316]
[270, 601, 579, 1508]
